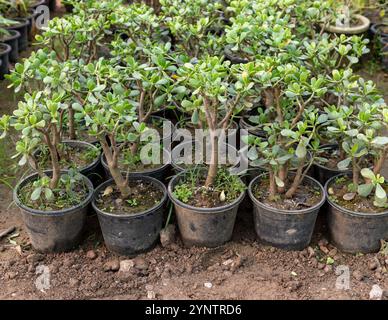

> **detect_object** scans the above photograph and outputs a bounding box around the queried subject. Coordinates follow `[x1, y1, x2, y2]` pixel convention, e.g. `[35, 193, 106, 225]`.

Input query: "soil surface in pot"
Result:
[327, 176, 388, 213]
[36, 143, 100, 171]
[18, 178, 89, 211]
[252, 177, 322, 210]
[95, 180, 164, 215]
[173, 169, 245, 208]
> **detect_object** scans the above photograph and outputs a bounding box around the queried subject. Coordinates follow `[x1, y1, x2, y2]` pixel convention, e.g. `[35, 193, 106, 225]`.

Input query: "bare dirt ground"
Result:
[0, 15, 388, 300]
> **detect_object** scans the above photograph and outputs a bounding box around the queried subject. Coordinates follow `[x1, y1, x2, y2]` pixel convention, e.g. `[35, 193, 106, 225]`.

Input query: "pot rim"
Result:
[313, 143, 351, 173]
[146, 115, 174, 139]
[33, 140, 101, 174]
[324, 173, 388, 217]
[371, 23, 388, 37]
[0, 29, 21, 42]
[167, 169, 246, 213]
[101, 147, 171, 175]
[13, 170, 94, 216]
[92, 175, 167, 218]
[224, 44, 250, 64]
[5, 17, 30, 28]
[248, 173, 326, 214]
[0, 43, 12, 55]
[324, 14, 370, 34]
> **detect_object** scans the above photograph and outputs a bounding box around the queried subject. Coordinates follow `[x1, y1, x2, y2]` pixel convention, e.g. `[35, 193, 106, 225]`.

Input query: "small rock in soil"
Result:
[317, 263, 325, 270]
[103, 259, 120, 272]
[318, 238, 328, 246]
[353, 270, 365, 281]
[160, 224, 176, 247]
[69, 278, 80, 287]
[319, 245, 329, 254]
[119, 259, 135, 272]
[5, 272, 17, 280]
[204, 282, 213, 289]
[147, 291, 156, 299]
[133, 257, 149, 271]
[307, 246, 315, 259]
[26, 254, 44, 265]
[368, 259, 380, 271]
[86, 250, 97, 260]
[328, 248, 337, 257]
[323, 265, 332, 273]
[369, 284, 383, 300]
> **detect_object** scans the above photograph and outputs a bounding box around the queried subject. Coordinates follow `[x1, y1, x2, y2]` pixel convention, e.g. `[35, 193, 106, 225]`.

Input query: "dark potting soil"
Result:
[327, 176, 388, 213]
[94, 180, 164, 215]
[18, 179, 89, 211]
[253, 177, 322, 211]
[36, 143, 99, 171]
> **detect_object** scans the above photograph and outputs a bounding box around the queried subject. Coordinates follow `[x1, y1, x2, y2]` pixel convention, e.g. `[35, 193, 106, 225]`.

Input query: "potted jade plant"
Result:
[72, 61, 168, 256]
[0, 91, 94, 252]
[323, 0, 371, 35]
[314, 71, 382, 185]
[167, 56, 255, 247]
[325, 99, 388, 253]
[6, 50, 102, 185]
[246, 59, 328, 250]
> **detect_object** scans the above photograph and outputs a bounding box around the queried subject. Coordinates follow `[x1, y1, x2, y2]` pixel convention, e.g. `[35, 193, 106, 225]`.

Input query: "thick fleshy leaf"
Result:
[360, 168, 375, 180]
[375, 183, 387, 200]
[357, 183, 374, 197]
[31, 187, 42, 201]
[275, 176, 284, 188]
[371, 136, 388, 146]
[337, 158, 351, 170]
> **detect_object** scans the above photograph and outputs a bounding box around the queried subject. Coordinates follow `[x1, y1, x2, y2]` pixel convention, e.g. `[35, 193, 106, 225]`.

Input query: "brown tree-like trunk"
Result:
[100, 137, 131, 198]
[44, 133, 61, 190]
[285, 158, 305, 199]
[68, 108, 76, 140]
[205, 129, 219, 188]
[277, 165, 287, 194]
[373, 148, 387, 176]
[352, 158, 360, 186]
[268, 169, 276, 200]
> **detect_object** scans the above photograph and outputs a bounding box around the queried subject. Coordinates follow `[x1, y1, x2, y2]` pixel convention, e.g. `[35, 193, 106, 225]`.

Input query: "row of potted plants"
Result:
[0, 0, 387, 256]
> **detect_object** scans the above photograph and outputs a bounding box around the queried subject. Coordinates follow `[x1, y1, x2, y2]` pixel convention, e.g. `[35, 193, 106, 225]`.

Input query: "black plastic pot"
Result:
[0, 30, 19, 62]
[370, 23, 388, 38]
[168, 170, 246, 247]
[248, 174, 325, 250]
[13, 170, 94, 253]
[313, 144, 352, 186]
[6, 18, 30, 51]
[0, 43, 11, 80]
[30, 0, 46, 9]
[224, 45, 250, 65]
[238, 112, 267, 138]
[101, 148, 171, 182]
[32, 140, 102, 187]
[325, 174, 388, 253]
[47, 0, 57, 12]
[380, 37, 388, 72]
[92, 176, 167, 256]
[25, 11, 39, 42]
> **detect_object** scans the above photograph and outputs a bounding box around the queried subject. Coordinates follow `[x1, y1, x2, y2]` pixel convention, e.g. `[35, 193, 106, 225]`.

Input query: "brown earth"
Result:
[0, 4, 388, 300]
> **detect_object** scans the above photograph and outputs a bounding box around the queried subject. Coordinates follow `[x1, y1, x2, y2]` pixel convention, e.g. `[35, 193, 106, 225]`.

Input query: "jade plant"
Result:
[0, 91, 89, 208]
[176, 56, 256, 187]
[325, 98, 388, 208]
[245, 58, 328, 199]
[160, 0, 226, 58]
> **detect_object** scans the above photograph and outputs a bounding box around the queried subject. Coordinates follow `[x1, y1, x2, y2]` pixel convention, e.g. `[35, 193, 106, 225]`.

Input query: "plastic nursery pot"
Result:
[313, 144, 352, 186]
[238, 112, 267, 138]
[325, 174, 388, 253]
[101, 148, 171, 182]
[92, 176, 167, 256]
[324, 14, 370, 35]
[6, 18, 30, 51]
[0, 30, 20, 62]
[171, 140, 240, 174]
[32, 140, 102, 187]
[248, 173, 326, 250]
[48, 0, 57, 12]
[25, 10, 39, 42]
[224, 45, 250, 65]
[370, 23, 388, 38]
[172, 118, 239, 146]
[0, 43, 11, 80]
[168, 170, 246, 247]
[379, 37, 388, 72]
[13, 170, 94, 253]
